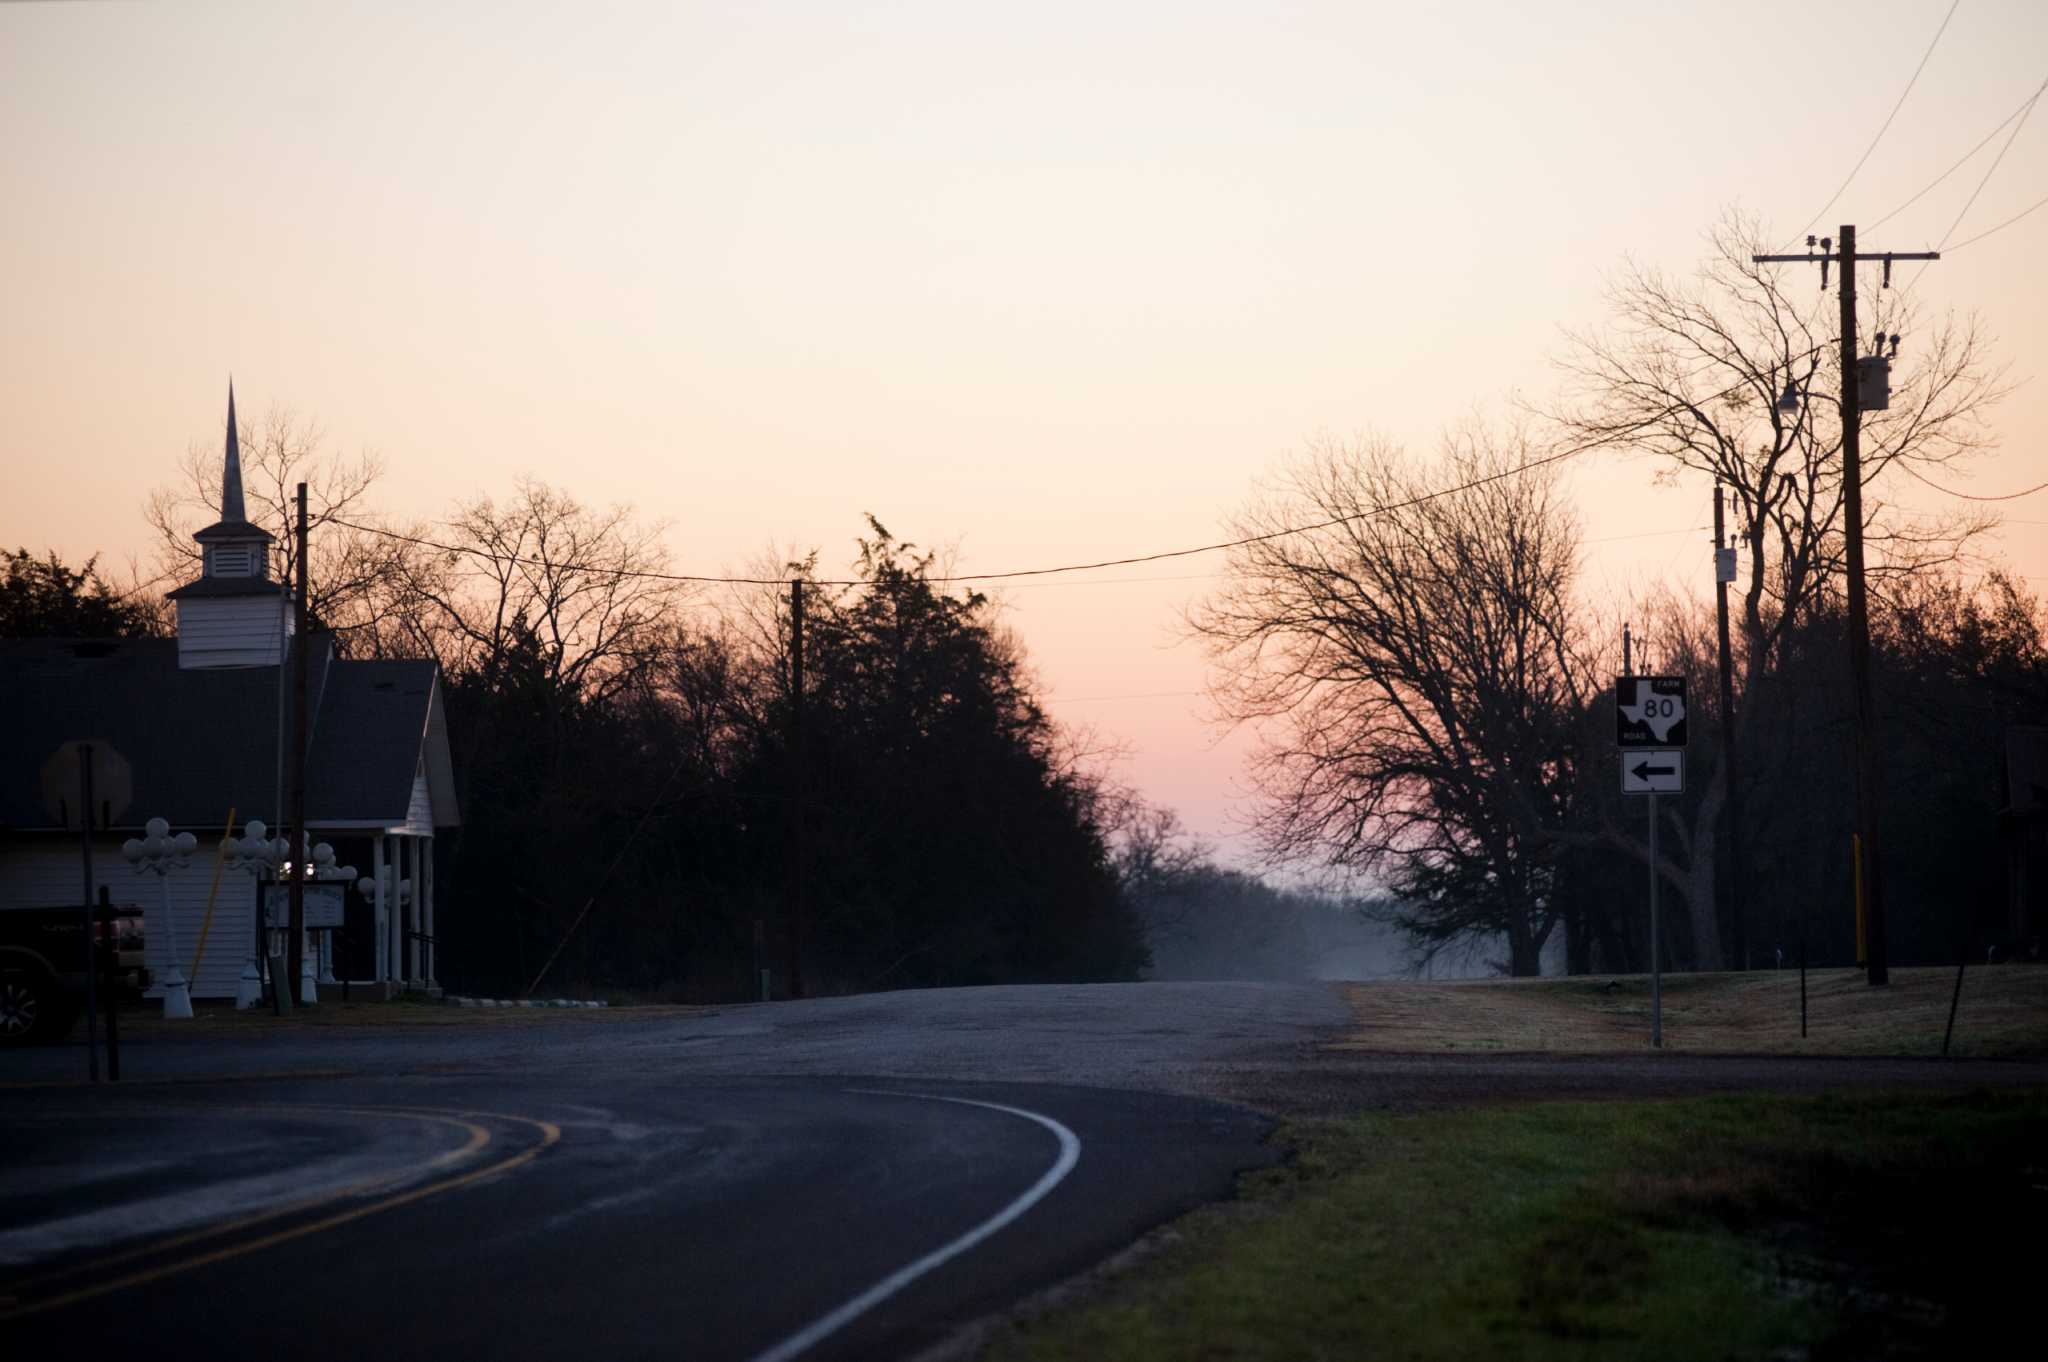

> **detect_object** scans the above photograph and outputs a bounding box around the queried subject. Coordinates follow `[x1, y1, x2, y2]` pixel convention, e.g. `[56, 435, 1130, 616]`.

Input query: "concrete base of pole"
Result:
[235, 958, 263, 1010]
[299, 952, 318, 1005]
[159, 969, 194, 1020]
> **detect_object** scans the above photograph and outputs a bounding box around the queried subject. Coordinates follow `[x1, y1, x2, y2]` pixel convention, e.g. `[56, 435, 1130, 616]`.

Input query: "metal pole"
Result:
[785, 579, 806, 1000]
[289, 482, 310, 1002]
[1649, 791, 1662, 1048]
[79, 745, 98, 1083]
[97, 886, 119, 1080]
[1714, 483, 1747, 969]
[1799, 916, 1808, 1038]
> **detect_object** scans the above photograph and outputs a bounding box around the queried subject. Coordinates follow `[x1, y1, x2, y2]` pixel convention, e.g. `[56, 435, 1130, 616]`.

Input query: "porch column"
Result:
[388, 835, 402, 987]
[404, 836, 420, 986]
[372, 835, 388, 983]
[423, 835, 436, 986]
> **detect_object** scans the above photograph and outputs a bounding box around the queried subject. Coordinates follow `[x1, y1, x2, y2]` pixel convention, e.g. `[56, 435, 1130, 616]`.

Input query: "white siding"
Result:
[176, 596, 291, 669]
[0, 842, 259, 1000]
[402, 764, 433, 835]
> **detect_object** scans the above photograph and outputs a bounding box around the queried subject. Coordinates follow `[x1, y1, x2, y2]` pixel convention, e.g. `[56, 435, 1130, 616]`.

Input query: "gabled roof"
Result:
[0, 637, 458, 833]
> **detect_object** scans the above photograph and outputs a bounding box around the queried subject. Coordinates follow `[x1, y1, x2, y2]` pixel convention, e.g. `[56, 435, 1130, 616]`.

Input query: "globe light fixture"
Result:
[221, 819, 290, 1009]
[123, 816, 198, 1019]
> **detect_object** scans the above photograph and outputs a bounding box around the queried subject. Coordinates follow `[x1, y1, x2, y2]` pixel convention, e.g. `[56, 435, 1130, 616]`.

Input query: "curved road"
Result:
[5, 980, 2044, 1359]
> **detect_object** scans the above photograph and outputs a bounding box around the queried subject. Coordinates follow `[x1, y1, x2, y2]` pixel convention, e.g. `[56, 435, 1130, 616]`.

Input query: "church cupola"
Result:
[166, 382, 292, 669]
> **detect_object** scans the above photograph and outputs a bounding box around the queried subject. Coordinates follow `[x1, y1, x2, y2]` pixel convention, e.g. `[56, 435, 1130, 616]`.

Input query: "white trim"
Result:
[744, 1092, 1082, 1362]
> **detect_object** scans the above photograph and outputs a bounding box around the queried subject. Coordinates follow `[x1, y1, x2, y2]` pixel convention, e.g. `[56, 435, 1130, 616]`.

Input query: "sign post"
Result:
[1617, 676, 1688, 1049]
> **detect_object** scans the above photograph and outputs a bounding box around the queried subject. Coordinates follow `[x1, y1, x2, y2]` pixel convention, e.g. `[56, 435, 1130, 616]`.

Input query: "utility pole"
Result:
[785, 579, 806, 1000]
[1713, 484, 1747, 970]
[78, 744, 98, 1082]
[1753, 226, 1937, 988]
[288, 482, 309, 1003]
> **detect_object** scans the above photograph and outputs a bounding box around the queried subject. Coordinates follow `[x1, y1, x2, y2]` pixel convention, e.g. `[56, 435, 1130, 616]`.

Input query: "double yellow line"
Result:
[0, 1104, 561, 1322]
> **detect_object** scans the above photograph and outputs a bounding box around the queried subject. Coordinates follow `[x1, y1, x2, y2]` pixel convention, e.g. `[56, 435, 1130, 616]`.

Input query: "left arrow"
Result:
[1631, 761, 1676, 781]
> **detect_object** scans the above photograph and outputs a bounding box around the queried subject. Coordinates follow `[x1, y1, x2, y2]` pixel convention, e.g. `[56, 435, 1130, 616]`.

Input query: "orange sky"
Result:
[5, 1, 2046, 863]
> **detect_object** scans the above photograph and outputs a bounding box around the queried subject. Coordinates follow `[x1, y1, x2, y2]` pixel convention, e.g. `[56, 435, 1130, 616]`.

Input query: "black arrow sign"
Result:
[1631, 761, 1676, 782]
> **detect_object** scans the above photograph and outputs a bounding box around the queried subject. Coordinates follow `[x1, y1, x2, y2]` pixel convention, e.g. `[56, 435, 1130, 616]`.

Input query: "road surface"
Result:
[5, 981, 2044, 1359]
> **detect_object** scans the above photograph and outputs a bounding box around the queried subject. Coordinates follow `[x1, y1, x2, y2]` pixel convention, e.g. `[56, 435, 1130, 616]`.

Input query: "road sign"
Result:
[265, 885, 345, 929]
[1615, 676, 1687, 747]
[39, 740, 134, 829]
[1621, 749, 1684, 795]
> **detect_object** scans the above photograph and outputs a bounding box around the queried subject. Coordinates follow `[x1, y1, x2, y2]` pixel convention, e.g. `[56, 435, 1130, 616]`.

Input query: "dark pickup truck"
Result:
[0, 905, 146, 1044]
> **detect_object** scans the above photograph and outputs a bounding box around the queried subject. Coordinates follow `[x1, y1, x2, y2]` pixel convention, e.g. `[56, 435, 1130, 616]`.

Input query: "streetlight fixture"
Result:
[356, 866, 411, 987]
[221, 819, 289, 1009]
[123, 817, 197, 1019]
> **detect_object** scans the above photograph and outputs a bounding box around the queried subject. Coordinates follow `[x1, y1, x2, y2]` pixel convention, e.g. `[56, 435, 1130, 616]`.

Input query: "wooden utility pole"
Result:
[1713, 484, 1747, 969]
[785, 579, 806, 1000]
[78, 744, 98, 1082]
[1752, 226, 1938, 988]
[288, 481, 309, 1002]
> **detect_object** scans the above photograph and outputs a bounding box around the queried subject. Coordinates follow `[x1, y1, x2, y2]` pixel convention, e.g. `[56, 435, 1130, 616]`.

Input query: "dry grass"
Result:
[1330, 964, 2048, 1057]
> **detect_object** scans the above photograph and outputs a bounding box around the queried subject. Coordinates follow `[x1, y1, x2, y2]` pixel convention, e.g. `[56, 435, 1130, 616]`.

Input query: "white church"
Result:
[0, 389, 459, 1001]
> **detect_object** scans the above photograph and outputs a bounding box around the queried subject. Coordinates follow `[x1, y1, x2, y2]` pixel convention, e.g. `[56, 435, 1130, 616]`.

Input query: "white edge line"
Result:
[743, 1091, 1083, 1362]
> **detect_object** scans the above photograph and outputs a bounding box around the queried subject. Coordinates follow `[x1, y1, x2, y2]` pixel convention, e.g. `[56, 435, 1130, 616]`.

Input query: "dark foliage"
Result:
[433, 520, 1147, 1000]
[0, 549, 160, 640]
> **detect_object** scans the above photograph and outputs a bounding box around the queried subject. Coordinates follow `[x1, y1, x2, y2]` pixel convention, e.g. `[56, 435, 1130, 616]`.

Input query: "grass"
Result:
[988, 1089, 2048, 1361]
[1330, 964, 2048, 1058]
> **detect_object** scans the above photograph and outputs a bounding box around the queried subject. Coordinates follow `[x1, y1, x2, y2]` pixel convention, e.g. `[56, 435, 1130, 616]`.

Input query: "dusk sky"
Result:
[6, 0, 2046, 862]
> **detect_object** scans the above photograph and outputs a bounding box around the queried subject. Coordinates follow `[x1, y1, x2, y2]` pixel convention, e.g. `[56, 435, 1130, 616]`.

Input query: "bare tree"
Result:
[397, 478, 686, 705]
[1191, 423, 1592, 975]
[1547, 212, 2010, 966]
[144, 402, 438, 653]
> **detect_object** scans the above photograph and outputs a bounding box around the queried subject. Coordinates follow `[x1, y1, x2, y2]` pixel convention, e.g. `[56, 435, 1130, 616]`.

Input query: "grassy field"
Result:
[988, 1089, 2047, 1361]
[1331, 965, 2048, 1058]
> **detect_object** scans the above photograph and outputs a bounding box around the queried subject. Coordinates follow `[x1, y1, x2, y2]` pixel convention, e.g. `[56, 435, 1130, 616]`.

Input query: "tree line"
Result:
[10, 213, 2041, 988]
[1192, 215, 2042, 975]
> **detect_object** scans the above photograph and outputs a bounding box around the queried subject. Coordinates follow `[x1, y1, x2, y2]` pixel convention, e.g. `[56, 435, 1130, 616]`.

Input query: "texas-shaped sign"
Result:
[1615, 676, 1687, 747]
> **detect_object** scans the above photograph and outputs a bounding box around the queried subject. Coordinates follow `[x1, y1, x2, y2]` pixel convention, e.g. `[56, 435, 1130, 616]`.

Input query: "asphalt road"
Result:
[0, 982, 1336, 1361]
[5, 980, 2045, 1360]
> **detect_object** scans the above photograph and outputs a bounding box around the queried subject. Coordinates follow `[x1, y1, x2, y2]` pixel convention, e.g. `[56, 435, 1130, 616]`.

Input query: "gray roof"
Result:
[0, 637, 458, 833]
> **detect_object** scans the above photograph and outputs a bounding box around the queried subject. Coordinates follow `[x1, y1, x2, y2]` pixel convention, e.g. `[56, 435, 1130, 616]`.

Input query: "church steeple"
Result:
[167, 380, 289, 668]
[220, 379, 248, 525]
[187, 381, 276, 568]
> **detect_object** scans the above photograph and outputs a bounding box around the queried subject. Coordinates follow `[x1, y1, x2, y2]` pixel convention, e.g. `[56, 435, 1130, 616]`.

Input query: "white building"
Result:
[0, 387, 459, 998]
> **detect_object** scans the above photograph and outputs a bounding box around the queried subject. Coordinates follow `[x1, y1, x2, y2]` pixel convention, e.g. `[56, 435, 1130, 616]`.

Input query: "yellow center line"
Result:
[0, 1107, 560, 1321]
[0, 1107, 489, 1294]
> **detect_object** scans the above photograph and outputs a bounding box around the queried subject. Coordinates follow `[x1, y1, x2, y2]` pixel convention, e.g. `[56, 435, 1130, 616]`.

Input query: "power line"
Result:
[1796, 0, 1962, 241]
[324, 355, 1790, 590]
[1947, 188, 2048, 252]
[1897, 461, 2048, 502]
[1868, 77, 2044, 232]
[1931, 74, 2047, 249]
[327, 439, 1602, 588]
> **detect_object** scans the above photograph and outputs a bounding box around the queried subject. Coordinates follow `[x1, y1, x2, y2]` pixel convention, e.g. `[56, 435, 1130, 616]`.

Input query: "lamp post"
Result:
[123, 817, 197, 1020]
[221, 819, 290, 1009]
[288, 842, 358, 1003]
[356, 867, 411, 989]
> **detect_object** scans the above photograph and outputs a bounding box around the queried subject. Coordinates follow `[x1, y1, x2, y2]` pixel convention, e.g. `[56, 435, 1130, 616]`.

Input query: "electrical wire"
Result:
[1795, 0, 1963, 241]
[1946, 188, 2048, 252]
[1897, 461, 2048, 502]
[1867, 78, 2043, 232]
[331, 346, 1794, 589]
[1930, 74, 2048, 249]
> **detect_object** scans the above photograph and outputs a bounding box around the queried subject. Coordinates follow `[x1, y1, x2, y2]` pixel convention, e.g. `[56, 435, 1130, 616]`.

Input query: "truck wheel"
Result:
[0, 969, 62, 1046]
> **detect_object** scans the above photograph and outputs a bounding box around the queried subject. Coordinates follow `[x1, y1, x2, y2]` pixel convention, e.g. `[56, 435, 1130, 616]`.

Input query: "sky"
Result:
[5, 0, 2046, 865]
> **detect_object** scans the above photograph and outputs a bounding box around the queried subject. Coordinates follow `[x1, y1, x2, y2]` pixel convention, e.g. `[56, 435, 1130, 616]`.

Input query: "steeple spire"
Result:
[221, 379, 248, 524]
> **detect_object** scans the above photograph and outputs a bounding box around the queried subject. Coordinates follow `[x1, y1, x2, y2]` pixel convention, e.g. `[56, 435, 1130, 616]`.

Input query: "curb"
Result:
[444, 996, 608, 1009]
